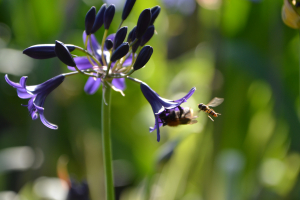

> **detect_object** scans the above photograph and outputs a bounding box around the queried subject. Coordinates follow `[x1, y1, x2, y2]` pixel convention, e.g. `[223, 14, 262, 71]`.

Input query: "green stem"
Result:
[102, 30, 109, 65]
[118, 20, 124, 30]
[101, 81, 115, 200]
[298, 30, 300, 117]
[130, 38, 138, 47]
[74, 46, 102, 67]
[106, 61, 112, 77]
[63, 71, 79, 77]
[126, 76, 142, 84]
[85, 35, 90, 49]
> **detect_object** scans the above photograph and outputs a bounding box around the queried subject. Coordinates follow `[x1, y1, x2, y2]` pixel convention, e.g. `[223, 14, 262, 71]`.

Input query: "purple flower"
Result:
[5, 74, 65, 129]
[68, 32, 133, 95]
[67, 179, 90, 200]
[140, 82, 196, 142]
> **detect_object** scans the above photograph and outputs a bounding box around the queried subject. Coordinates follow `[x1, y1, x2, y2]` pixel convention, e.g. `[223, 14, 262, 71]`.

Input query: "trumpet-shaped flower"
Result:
[140, 82, 196, 142]
[68, 32, 133, 94]
[5, 74, 65, 129]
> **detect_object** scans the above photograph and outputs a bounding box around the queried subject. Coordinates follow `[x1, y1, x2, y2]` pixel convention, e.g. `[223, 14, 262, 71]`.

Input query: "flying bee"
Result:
[159, 107, 198, 127]
[198, 97, 224, 121]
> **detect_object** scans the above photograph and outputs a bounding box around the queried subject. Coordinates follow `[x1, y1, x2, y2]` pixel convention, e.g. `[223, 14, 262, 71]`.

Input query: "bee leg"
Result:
[208, 115, 214, 121]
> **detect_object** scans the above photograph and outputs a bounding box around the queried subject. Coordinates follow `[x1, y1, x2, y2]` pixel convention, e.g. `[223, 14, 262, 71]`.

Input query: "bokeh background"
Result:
[0, 0, 300, 199]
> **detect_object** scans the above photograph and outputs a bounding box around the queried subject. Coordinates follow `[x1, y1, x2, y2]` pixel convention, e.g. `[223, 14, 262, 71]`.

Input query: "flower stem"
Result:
[126, 76, 143, 84]
[74, 46, 102, 67]
[101, 30, 109, 65]
[129, 38, 138, 47]
[118, 20, 124, 30]
[101, 81, 115, 200]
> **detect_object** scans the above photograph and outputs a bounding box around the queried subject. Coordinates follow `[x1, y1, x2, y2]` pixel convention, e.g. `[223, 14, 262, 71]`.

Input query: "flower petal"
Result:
[68, 57, 94, 71]
[5, 74, 26, 89]
[29, 75, 65, 96]
[83, 31, 101, 53]
[5, 75, 34, 99]
[84, 77, 101, 95]
[27, 98, 39, 120]
[83, 31, 111, 64]
[155, 115, 161, 142]
[123, 54, 133, 67]
[112, 78, 126, 91]
[149, 114, 164, 132]
[38, 109, 58, 129]
[17, 90, 34, 99]
[141, 83, 179, 114]
[173, 87, 196, 104]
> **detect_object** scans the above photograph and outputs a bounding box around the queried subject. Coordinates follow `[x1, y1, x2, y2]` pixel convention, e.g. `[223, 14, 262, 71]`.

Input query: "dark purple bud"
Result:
[133, 45, 153, 70]
[113, 26, 128, 49]
[23, 44, 75, 59]
[122, 0, 136, 20]
[91, 4, 107, 34]
[140, 25, 155, 46]
[105, 39, 113, 50]
[150, 6, 161, 25]
[67, 180, 90, 200]
[136, 9, 151, 39]
[104, 4, 115, 29]
[85, 6, 96, 35]
[132, 39, 141, 53]
[55, 41, 76, 67]
[110, 42, 129, 62]
[127, 26, 136, 43]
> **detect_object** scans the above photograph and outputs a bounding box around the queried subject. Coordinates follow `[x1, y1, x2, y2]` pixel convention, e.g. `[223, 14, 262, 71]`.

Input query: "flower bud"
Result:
[85, 6, 96, 35]
[136, 9, 152, 39]
[122, 0, 136, 20]
[67, 180, 90, 200]
[91, 4, 107, 34]
[133, 45, 153, 71]
[23, 44, 75, 59]
[140, 25, 154, 46]
[282, 0, 300, 29]
[114, 26, 128, 49]
[55, 41, 76, 67]
[104, 4, 116, 29]
[150, 6, 161, 25]
[127, 26, 136, 43]
[110, 42, 129, 62]
[105, 39, 113, 50]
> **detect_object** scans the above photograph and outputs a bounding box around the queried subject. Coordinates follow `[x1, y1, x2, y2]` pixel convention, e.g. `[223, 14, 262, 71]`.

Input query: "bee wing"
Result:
[183, 108, 198, 119]
[189, 119, 198, 125]
[207, 97, 224, 107]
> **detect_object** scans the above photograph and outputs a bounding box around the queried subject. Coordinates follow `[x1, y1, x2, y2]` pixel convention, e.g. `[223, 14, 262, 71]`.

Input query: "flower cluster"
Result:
[5, 0, 196, 142]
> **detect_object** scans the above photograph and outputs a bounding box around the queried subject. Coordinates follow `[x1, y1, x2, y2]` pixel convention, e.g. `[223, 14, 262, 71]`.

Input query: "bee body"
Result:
[198, 97, 224, 121]
[159, 107, 198, 127]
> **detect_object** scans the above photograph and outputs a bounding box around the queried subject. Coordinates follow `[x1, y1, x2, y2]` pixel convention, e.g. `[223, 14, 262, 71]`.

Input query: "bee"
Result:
[289, 0, 300, 7]
[159, 107, 198, 127]
[198, 97, 224, 121]
[282, 0, 300, 29]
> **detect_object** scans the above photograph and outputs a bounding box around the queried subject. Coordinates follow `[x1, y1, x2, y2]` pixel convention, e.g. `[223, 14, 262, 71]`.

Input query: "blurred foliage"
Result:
[0, 0, 300, 199]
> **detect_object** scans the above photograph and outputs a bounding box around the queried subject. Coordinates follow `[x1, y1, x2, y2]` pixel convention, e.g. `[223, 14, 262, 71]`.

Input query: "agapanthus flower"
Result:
[67, 179, 90, 200]
[140, 82, 196, 142]
[5, 74, 65, 129]
[68, 32, 133, 95]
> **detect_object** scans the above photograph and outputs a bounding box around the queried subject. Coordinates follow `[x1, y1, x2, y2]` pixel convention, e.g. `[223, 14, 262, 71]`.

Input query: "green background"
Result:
[0, 0, 300, 199]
